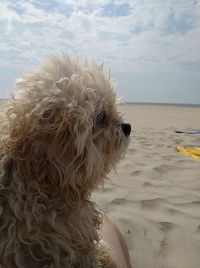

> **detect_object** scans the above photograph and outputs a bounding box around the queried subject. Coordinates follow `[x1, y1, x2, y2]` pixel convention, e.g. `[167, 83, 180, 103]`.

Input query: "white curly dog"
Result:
[0, 53, 131, 268]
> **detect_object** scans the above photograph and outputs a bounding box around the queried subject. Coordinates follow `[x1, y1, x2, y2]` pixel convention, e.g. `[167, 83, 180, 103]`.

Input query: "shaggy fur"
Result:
[0, 53, 130, 267]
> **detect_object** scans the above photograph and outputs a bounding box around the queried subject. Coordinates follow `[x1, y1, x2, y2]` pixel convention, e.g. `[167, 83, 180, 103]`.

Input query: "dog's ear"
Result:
[5, 98, 95, 204]
[5, 80, 100, 204]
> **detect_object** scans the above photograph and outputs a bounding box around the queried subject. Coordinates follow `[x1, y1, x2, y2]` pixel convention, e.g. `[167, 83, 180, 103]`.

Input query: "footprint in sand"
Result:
[110, 198, 134, 206]
[143, 181, 155, 187]
[196, 225, 200, 233]
[130, 170, 143, 176]
[158, 221, 177, 231]
[153, 164, 177, 174]
[140, 198, 166, 209]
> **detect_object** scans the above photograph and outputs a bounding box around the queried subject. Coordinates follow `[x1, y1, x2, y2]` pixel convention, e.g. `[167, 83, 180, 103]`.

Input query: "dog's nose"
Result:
[121, 123, 131, 137]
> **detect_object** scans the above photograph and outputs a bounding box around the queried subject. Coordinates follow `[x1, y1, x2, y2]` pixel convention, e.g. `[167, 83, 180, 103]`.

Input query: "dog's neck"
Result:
[0, 156, 102, 267]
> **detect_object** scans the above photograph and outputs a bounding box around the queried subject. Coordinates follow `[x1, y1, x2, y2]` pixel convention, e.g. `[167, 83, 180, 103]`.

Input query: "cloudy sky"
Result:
[0, 0, 200, 104]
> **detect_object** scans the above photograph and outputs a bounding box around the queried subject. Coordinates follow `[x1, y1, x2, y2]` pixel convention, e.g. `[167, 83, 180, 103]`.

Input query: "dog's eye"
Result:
[97, 112, 106, 124]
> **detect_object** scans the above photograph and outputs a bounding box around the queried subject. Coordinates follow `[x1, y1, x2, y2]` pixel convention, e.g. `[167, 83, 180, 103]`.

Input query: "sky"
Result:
[0, 0, 200, 104]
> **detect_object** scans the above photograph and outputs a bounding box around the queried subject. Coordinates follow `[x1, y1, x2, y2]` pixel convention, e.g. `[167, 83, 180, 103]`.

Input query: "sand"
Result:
[1, 100, 200, 267]
[93, 104, 200, 268]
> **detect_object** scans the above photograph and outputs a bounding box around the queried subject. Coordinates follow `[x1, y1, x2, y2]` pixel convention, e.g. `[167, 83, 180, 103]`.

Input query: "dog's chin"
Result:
[104, 136, 129, 170]
[124, 136, 131, 150]
[118, 129, 131, 152]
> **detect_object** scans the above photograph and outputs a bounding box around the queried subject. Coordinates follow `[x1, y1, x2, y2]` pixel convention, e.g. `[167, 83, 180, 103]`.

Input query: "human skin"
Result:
[101, 214, 132, 268]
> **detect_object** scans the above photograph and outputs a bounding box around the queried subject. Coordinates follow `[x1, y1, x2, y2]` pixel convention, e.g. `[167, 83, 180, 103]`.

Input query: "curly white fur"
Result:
[0, 53, 129, 267]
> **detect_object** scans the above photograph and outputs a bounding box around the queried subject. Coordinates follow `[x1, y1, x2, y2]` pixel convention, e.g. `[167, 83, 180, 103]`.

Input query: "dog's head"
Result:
[5, 54, 131, 204]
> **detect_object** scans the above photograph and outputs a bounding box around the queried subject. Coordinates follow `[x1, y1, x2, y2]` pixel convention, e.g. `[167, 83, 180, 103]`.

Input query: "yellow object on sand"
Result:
[176, 146, 200, 160]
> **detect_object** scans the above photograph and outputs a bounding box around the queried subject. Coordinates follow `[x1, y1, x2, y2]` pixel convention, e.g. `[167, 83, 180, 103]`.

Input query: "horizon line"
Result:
[122, 102, 200, 107]
[0, 98, 199, 107]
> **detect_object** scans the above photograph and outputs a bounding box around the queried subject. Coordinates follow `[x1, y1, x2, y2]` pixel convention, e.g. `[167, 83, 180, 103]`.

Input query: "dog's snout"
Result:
[121, 123, 131, 137]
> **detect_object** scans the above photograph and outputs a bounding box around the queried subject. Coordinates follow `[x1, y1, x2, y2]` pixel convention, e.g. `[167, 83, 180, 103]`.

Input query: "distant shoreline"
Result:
[122, 102, 200, 108]
[0, 99, 199, 108]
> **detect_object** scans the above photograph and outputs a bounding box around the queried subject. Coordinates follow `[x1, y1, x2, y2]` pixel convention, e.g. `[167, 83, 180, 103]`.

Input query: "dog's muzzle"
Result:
[121, 123, 131, 137]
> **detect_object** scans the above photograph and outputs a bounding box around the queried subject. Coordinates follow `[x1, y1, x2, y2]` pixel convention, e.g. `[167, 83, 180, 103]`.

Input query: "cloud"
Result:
[100, 2, 131, 17]
[0, 0, 200, 101]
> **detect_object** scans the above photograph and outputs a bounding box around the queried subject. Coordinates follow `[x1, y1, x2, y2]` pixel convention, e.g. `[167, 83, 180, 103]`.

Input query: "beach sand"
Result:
[93, 104, 200, 268]
[1, 100, 199, 267]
